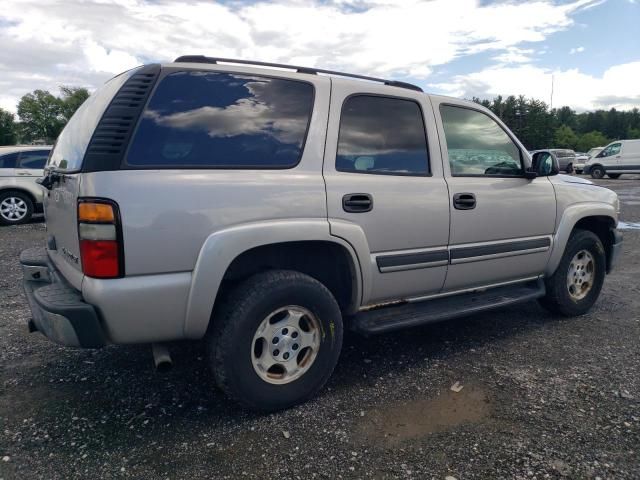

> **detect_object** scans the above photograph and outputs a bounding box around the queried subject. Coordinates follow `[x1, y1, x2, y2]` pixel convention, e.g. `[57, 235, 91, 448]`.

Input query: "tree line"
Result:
[0, 87, 89, 145]
[473, 95, 640, 152]
[1, 87, 639, 151]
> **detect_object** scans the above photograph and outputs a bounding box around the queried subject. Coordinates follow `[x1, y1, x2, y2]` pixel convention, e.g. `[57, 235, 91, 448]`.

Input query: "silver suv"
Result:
[20, 57, 622, 411]
[0, 146, 51, 225]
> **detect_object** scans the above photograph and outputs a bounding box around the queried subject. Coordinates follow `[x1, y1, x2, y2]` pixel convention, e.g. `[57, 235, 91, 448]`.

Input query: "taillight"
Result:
[78, 199, 123, 278]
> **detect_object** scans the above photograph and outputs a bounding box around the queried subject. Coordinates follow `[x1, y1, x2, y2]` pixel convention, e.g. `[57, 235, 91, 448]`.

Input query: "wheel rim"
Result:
[567, 249, 595, 301]
[251, 305, 321, 385]
[0, 197, 28, 221]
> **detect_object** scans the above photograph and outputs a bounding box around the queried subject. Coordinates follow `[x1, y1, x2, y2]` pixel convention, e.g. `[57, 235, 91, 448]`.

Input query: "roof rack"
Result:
[173, 55, 423, 93]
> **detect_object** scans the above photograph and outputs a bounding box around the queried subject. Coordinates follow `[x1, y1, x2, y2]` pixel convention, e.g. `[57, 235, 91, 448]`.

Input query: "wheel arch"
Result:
[0, 186, 38, 206]
[546, 205, 617, 277]
[183, 220, 364, 339]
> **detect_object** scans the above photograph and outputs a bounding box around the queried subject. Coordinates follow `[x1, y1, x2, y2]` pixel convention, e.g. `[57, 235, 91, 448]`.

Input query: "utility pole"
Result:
[550, 74, 554, 110]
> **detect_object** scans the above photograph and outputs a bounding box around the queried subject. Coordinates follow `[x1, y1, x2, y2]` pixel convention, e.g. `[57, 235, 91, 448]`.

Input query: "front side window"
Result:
[336, 95, 429, 175]
[19, 150, 50, 169]
[126, 71, 315, 168]
[0, 152, 19, 168]
[600, 143, 621, 157]
[440, 105, 523, 176]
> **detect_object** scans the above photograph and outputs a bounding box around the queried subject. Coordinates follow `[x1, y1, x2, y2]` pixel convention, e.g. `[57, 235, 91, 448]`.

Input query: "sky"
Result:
[1, 0, 639, 114]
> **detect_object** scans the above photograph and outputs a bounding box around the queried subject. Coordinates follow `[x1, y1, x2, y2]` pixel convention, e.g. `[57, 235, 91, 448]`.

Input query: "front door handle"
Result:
[453, 192, 476, 210]
[17, 170, 33, 176]
[343, 193, 373, 213]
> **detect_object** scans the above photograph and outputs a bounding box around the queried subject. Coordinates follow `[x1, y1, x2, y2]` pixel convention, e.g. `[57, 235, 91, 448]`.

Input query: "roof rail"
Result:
[173, 55, 423, 93]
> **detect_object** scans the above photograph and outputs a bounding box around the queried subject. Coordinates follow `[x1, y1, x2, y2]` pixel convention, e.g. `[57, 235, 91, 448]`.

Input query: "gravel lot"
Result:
[1, 177, 639, 480]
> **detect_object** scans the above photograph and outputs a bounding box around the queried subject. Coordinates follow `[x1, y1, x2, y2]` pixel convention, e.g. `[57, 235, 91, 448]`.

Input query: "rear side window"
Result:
[440, 105, 523, 177]
[126, 71, 315, 168]
[48, 70, 134, 171]
[336, 95, 429, 175]
[0, 152, 19, 168]
[19, 150, 50, 169]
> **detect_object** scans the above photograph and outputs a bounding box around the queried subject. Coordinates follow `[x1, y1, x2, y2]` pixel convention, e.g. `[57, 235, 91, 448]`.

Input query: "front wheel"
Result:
[539, 229, 606, 316]
[590, 166, 605, 179]
[208, 270, 343, 411]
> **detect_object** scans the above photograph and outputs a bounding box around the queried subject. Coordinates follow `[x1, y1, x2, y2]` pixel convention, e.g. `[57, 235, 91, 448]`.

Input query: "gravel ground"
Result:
[1, 177, 639, 480]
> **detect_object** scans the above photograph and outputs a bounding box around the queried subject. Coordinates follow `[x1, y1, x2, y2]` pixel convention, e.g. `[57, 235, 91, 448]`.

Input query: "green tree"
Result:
[17, 90, 64, 142]
[627, 127, 640, 140]
[0, 108, 17, 145]
[554, 125, 578, 149]
[576, 131, 609, 152]
[59, 86, 90, 122]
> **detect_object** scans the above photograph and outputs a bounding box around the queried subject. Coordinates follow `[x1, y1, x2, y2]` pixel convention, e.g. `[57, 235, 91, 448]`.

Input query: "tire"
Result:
[0, 190, 34, 226]
[208, 269, 343, 411]
[590, 165, 605, 179]
[539, 229, 606, 317]
[565, 163, 574, 174]
[607, 174, 621, 179]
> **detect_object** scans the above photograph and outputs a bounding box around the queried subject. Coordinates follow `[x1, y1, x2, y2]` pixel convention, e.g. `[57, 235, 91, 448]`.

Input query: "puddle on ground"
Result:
[618, 221, 640, 230]
[354, 385, 491, 447]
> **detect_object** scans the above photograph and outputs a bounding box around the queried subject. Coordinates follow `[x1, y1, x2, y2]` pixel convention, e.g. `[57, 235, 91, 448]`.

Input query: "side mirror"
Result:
[531, 151, 559, 177]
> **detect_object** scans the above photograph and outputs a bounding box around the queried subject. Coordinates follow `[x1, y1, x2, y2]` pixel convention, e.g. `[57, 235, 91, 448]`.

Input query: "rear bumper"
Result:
[608, 228, 623, 274]
[20, 247, 106, 348]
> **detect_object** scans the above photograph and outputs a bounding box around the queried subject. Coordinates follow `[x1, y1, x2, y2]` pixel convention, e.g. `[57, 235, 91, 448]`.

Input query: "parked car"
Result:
[20, 57, 622, 411]
[583, 140, 640, 179]
[574, 152, 589, 174]
[576, 147, 604, 174]
[0, 145, 51, 225]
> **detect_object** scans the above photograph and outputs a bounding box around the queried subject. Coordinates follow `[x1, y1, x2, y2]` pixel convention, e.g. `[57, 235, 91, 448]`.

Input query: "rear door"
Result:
[323, 82, 450, 304]
[431, 97, 556, 292]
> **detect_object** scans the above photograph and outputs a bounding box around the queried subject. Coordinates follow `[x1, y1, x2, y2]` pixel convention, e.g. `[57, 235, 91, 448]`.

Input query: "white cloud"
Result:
[432, 61, 640, 111]
[0, 0, 633, 115]
[569, 46, 585, 54]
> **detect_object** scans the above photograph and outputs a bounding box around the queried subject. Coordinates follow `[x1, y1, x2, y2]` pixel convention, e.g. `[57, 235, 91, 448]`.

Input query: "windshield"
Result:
[47, 69, 136, 171]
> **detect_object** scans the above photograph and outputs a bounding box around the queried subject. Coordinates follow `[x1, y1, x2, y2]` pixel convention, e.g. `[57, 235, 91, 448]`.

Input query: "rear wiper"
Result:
[37, 170, 62, 190]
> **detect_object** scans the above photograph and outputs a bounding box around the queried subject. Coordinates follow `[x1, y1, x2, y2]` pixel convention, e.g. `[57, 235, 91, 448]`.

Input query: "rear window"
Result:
[48, 70, 135, 171]
[19, 150, 50, 169]
[126, 71, 314, 168]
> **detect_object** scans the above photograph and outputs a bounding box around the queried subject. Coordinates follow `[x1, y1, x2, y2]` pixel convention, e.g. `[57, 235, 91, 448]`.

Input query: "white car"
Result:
[0, 146, 51, 225]
[574, 152, 589, 174]
[584, 140, 640, 179]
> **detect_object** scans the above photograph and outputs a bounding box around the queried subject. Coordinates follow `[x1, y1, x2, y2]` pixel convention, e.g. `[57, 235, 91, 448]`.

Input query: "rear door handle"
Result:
[17, 170, 33, 176]
[453, 192, 476, 210]
[342, 193, 373, 213]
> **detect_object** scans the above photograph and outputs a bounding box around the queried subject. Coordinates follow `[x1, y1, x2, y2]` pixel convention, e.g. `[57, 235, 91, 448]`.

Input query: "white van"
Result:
[584, 139, 640, 179]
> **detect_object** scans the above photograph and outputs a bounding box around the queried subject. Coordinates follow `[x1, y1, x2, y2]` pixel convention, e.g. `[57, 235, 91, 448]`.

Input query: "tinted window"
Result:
[126, 71, 314, 168]
[48, 70, 134, 171]
[440, 105, 523, 176]
[0, 152, 19, 168]
[336, 95, 428, 175]
[19, 150, 50, 169]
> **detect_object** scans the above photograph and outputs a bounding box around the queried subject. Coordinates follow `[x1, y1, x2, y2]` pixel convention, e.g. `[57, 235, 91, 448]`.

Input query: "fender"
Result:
[183, 219, 365, 339]
[545, 202, 617, 276]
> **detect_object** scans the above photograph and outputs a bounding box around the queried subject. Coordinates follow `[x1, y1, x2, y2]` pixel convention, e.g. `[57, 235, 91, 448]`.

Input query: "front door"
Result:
[431, 98, 557, 291]
[323, 82, 450, 305]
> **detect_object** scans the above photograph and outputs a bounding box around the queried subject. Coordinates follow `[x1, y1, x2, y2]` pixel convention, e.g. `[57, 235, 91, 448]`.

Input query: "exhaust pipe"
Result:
[152, 343, 173, 372]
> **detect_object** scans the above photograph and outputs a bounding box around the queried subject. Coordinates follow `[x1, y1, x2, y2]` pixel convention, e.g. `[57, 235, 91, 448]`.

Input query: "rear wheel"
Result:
[590, 165, 605, 179]
[565, 163, 574, 174]
[208, 270, 343, 411]
[607, 173, 621, 179]
[0, 191, 34, 226]
[539, 229, 605, 316]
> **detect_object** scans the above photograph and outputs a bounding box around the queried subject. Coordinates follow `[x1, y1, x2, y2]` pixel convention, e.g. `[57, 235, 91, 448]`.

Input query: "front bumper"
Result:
[608, 228, 623, 274]
[20, 247, 106, 348]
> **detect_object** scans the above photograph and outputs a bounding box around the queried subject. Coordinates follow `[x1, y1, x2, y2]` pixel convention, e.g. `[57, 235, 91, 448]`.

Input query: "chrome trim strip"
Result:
[379, 259, 449, 273]
[450, 246, 550, 265]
